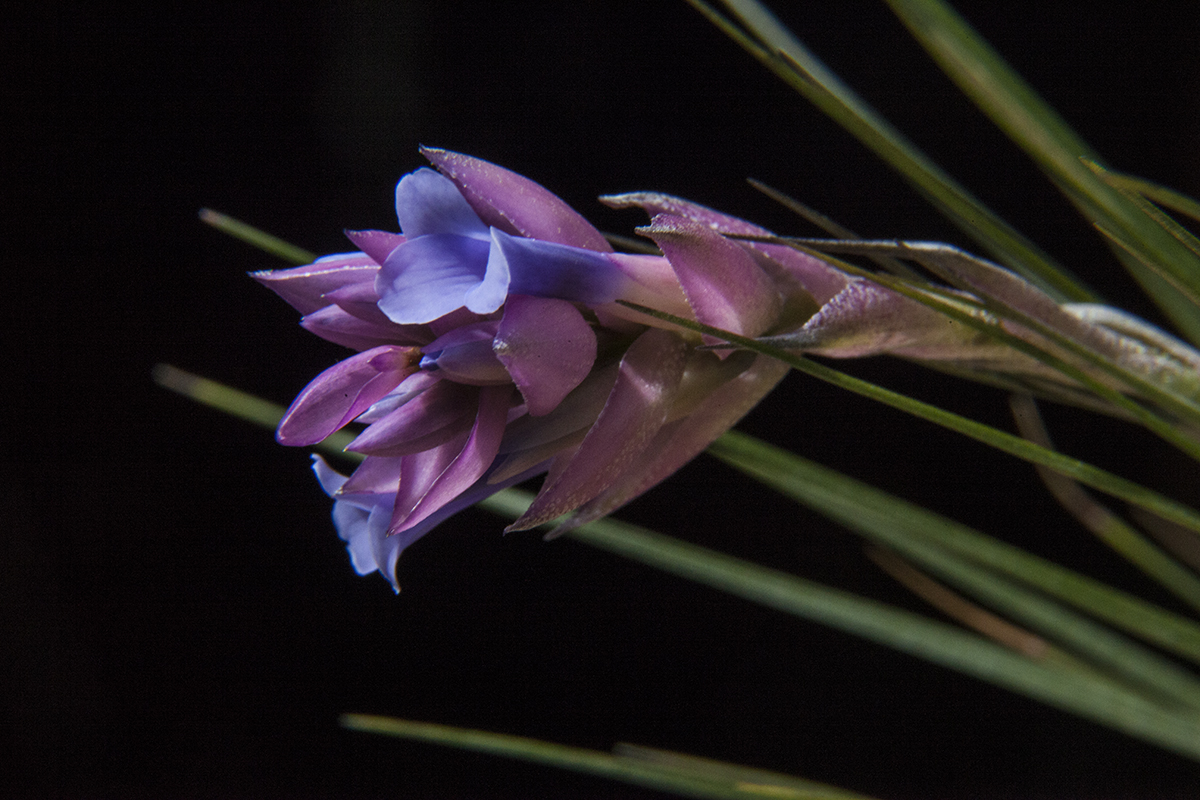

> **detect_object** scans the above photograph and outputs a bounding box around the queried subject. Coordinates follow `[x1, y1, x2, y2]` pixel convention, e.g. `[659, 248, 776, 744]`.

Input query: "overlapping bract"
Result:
[255, 148, 837, 590]
[257, 148, 1200, 591]
[604, 191, 1200, 413]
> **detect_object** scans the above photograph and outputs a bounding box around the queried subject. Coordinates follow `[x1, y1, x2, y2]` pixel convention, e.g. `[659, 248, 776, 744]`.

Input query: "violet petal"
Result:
[344, 229, 407, 265]
[421, 146, 613, 252]
[486, 228, 629, 308]
[355, 371, 441, 423]
[497, 363, 619, 453]
[377, 233, 492, 324]
[252, 255, 378, 315]
[323, 279, 384, 320]
[488, 427, 589, 485]
[321, 284, 432, 346]
[424, 320, 500, 353]
[389, 384, 512, 534]
[427, 306, 496, 338]
[313, 456, 405, 591]
[594, 252, 695, 331]
[300, 305, 418, 351]
[339, 456, 404, 495]
[366, 459, 554, 592]
[395, 167, 489, 239]
[421, 321, 510, 385]
[495, 295, 597, 416]
[277, 346, 420, 445]
[602, 191, 847, 305]
[313, 454, 352, 497]
[346, 380, 477, 456]
[602, 191, 770, 237]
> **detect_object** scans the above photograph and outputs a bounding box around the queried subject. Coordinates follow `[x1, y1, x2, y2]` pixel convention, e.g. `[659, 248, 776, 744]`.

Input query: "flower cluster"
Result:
[255, 148, 842, 590]
[257, 147, 1200, 591]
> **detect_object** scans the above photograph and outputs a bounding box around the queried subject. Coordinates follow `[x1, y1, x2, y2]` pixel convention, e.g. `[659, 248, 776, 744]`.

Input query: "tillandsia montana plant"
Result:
[258, 146, 1200, 594]
[162, 0, 1200, 792]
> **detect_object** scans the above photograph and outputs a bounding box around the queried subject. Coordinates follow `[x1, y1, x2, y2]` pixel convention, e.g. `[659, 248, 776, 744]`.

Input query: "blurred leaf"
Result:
[688, 0, 1092, 301]
[199, 208, 317, 265]
[340, 715, 876, 800]
[1087, 164, 1200, 226]
[160, 371, 1200, 759]
[881, 0, 1200, 343]
[536, 497, 1200, 761]
[865, 547, 1054, 659]
[706, 432, 1200, 710]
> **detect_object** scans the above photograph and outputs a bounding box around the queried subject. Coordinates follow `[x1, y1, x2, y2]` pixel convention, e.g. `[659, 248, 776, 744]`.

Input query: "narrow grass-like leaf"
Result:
[612, 744, 879, 800]
[199, 208, 317, 265]
[862, 515, 1200, 710]
[1009, 393, 1200, 587]
[340, 715, 874, 800]
[866, 547, 1053, 659]
[703, 432, 1200, 710]
[1101, 223, 1200, 311]
[688, 0, 1091, 302]
[1133, 509, 1200, 576]
[1088, 163, 1200, 226]
[160, 372, 1200, 758]
[1085, 163, 1200, 266]
[709, 429, 1200, 667]
[744, 179, 922, 280]
[881, 0, 1200, 343]
[543, 503, 1200, 761]
[1083, 163, 1200, 315]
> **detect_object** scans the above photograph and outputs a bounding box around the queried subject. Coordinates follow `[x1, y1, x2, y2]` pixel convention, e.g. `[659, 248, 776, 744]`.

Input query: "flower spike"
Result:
[258, 148, 813, 588]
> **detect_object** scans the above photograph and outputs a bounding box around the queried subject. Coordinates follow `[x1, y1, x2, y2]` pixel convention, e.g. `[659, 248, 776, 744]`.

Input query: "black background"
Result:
[8, 1, 1200, 797]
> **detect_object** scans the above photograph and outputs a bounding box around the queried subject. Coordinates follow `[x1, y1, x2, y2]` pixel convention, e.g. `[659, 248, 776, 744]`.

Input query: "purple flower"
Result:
[256, 148, 814, 590]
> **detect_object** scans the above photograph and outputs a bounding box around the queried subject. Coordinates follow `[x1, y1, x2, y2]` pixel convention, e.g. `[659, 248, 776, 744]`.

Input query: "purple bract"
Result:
[255, 147, 834, 590]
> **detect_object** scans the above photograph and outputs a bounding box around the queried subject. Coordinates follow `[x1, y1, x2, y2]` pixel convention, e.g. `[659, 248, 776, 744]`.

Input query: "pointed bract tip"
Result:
[542, 522, 574, 541]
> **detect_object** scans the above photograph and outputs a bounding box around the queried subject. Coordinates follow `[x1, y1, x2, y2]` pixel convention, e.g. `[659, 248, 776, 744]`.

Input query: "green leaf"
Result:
[1083, 161, 1200, 309]
[688, 0, 1093, 302]
[340, 715, 876, 800]
[880, 0, 1200, 344]
[708, 430, 1200, 686]
[160, 370, 1200, 760]
[535, 502, 1200, 762]
[1087, 163, 1200, 226]
[199, 208, 317, 265]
